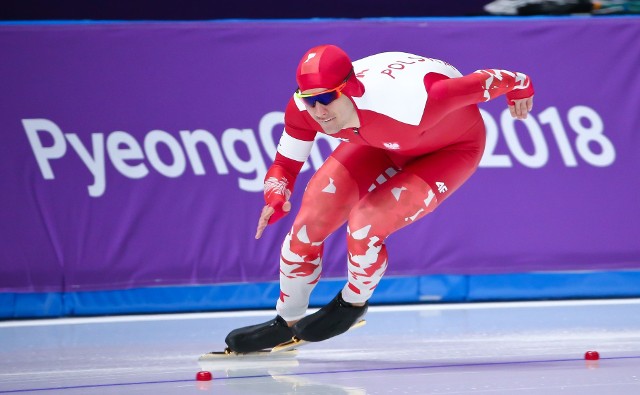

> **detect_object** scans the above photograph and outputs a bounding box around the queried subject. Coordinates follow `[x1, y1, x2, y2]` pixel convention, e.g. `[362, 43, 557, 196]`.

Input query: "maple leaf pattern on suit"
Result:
[264, 176, 292, 200]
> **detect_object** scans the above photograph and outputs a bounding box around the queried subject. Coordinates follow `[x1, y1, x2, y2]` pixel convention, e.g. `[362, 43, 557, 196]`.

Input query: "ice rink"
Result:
[1, 298, 639, 394]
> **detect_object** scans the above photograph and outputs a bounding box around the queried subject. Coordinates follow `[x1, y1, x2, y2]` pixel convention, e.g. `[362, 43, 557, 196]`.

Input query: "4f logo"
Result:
[436, 181, 448, 194]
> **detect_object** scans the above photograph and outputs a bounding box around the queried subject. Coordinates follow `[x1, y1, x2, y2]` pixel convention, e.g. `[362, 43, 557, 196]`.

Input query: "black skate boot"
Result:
[292, 291, 368, 342]
[225, 315, 294, 353]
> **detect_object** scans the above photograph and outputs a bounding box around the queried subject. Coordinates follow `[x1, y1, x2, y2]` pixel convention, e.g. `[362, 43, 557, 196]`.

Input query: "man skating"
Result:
[225, 44, 534, 353]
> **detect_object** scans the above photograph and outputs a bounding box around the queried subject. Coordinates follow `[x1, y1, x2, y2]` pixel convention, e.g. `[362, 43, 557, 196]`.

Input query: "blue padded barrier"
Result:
[2, 270, 639, 318]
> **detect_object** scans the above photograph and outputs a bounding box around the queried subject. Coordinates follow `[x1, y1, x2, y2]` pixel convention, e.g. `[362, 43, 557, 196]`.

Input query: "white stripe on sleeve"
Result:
[277, 130, 314, 162]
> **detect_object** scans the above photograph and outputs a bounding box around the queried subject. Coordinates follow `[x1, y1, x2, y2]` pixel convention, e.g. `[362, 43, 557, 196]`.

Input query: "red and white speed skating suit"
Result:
[264, 52, 533, 321]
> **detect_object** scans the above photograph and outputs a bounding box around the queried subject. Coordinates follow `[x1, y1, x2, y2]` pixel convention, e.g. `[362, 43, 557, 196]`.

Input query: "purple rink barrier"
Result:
[1, 17, 639, 317]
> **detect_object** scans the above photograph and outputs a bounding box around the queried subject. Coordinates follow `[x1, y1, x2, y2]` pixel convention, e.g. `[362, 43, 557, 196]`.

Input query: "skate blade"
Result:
[199, 347, 298, 361]
[271, 319, 367, 353]
[270, 337, 307, 353]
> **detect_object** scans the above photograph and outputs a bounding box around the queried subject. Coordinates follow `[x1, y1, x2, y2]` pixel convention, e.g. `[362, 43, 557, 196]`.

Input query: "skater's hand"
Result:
[509, 96, 533, 120]
[506, 74, 534, 120]
[255, 201, 291, 239]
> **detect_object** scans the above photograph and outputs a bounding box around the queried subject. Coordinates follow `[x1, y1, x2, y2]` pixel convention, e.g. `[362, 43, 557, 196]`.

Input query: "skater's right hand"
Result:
[255, 201, 291, 239]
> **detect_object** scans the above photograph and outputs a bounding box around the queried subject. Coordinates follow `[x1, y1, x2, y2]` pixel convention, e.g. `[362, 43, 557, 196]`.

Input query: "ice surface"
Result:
[1, 299, 639, 394]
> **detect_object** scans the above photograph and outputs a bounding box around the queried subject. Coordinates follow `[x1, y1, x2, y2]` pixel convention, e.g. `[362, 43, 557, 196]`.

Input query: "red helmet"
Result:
[296, 44, 364, 97]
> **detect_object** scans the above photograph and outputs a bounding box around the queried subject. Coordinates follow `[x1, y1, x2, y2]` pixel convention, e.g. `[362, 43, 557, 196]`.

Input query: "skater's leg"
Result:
[277, 144, 399, 322]
[276, 155, 358, 322]
[341, 170, 438, 304]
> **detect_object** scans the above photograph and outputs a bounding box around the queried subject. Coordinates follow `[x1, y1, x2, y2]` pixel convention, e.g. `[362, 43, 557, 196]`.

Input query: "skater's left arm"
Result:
[424, 69, 535, 125]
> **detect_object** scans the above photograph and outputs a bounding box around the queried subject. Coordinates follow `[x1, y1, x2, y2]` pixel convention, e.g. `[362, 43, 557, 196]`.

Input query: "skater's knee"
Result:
[284, 224, 323, 260]
[347, 208, 387, 243]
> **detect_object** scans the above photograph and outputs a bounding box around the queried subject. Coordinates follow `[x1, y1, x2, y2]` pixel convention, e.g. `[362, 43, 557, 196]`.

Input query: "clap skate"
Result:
[199, 292, 368, 359]
[199, 315, 297, 360]
[272, 291, 368, 352]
